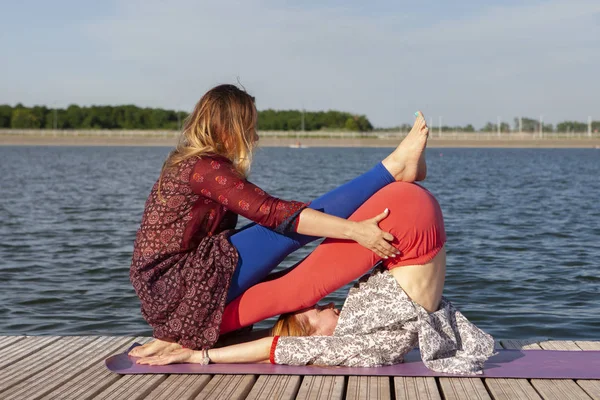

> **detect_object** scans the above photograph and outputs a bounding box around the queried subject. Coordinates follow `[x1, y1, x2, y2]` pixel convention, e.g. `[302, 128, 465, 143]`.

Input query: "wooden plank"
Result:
[485, 378, 542, 400]
[346, 376, 390, 400]
[0, 336, 22, 345]
[0, 336, 96, 394]
[74, 337, 169, 400]
[501, 339, 543, 350]
[485, 340, 542, 400]
[394, 341, 502, 400]
[296, 376, 345, 400]
[195, 374, 256, 400]
[528, 379, 593, 400]
[39, 336, 146, 400]
[577, 380, 600, 400]
[502, 340, 592, 400]
[439, 377, 492, 400]
[245, 375, 301, 400]
[0, 336, 596, 400]
[575, 341, 600, 351]
[537, 341, 597, 400]
[538, 340, 580, 351]
[437, 338, 495, 400]
[2, 336, 133, 400]
[0, 336, 61, 369]
[144, 375, 212, 400]
[0, 336, 25, 351]
[575, 341, 600, 400]
[92, 374, 167, 400]
[393, 377, 441, 400]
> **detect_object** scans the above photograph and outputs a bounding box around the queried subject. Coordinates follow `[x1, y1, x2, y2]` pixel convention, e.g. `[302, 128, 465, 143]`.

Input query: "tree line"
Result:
[479, 117, 600, 133]
[0, 104, 373, 132]
[382, 117, 599, 133]
[0, 104, 597, 133]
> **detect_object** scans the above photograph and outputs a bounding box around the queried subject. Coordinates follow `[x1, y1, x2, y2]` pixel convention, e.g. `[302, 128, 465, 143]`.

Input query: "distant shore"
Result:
[1, 130, 599, 148]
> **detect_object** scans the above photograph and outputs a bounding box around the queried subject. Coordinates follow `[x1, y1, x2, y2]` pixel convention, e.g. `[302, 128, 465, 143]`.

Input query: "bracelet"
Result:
[201, 349, 212, 365]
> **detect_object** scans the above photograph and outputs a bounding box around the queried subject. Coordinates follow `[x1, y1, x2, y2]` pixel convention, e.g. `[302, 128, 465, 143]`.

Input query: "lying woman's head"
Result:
[167, 84, 258, 176]
[272, 302, 340, 337]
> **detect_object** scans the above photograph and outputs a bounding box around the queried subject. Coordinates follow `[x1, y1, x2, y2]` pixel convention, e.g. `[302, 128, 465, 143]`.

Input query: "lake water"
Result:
[0, 146, 599, 340]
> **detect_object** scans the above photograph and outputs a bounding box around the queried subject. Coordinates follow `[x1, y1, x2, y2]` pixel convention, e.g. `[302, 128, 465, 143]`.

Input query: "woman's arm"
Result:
[190, 156, 307, 233]
[191, 156, 398, 258]
[296, 208, 398, 259]
[209, 337, 272, 363]
[136, 337, 273, 366]
[136, 332, 406, 368]
[274, 332, 415, 367]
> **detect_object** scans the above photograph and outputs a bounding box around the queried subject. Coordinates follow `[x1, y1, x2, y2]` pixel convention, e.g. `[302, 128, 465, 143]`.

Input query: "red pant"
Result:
[220, 182, 446, 334]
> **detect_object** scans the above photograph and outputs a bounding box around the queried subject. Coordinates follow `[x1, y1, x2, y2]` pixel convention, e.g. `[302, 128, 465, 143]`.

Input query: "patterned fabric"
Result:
[274, 267, 496, 374]
[130, 154, 307, 350]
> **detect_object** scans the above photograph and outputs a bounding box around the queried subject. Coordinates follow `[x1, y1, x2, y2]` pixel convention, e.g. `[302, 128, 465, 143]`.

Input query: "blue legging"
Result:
[226, 162, 394, 302]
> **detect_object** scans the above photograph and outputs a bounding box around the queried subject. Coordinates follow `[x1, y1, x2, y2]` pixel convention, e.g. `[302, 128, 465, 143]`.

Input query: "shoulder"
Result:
[193, 154, 234, 169]
[192, 154, 245, 182]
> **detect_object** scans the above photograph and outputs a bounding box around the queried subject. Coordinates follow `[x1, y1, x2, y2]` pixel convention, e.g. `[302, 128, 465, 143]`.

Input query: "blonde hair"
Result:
[158, 84, 257, 198]
[271, 312, 312, 337]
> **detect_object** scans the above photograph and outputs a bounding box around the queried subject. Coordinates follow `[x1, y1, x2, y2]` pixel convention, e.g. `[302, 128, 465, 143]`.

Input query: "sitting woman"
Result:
[136, 182, 496, 374]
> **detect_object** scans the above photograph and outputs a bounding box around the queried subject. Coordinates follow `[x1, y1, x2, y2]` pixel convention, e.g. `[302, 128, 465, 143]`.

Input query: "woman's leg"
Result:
[226, 162, 394, 302]
[227, 113, 430, 302]
[221, 182, 446, 334]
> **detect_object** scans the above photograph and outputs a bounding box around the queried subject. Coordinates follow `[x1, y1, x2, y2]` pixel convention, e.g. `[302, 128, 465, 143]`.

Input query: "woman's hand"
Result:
[136, 348, 199, 366]
[350, 209, 399, 259]
[295, 208, 399, 258]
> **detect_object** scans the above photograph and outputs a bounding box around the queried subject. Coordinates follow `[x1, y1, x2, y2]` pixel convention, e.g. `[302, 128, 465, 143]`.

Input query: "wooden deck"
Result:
[0, 336, 598, 399]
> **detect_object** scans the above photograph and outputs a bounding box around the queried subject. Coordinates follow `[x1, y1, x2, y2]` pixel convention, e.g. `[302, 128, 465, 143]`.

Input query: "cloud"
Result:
[4, 0, 600, 127]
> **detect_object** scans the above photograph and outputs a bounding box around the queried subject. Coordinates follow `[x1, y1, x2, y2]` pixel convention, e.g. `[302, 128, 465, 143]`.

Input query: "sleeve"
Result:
[416, 297, 496, 375]
[273, 330, 417, 367]
[190, 156, 308, 233]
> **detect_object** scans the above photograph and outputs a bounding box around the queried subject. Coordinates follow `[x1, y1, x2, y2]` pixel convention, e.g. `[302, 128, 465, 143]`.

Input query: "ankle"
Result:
[381, 157, 405, 179]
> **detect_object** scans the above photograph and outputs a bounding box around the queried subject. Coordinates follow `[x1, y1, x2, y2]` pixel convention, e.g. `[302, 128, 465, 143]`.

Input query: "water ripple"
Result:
[0, 147, 599, 339]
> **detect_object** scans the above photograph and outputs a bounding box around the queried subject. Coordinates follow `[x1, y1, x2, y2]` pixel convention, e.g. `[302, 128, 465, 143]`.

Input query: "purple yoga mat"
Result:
[105, 343, 600, 379]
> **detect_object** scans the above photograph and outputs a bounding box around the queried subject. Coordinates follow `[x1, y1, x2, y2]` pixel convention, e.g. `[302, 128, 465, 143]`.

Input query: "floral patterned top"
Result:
[273, 267, 496, 374]
[130, 154, 307, 350]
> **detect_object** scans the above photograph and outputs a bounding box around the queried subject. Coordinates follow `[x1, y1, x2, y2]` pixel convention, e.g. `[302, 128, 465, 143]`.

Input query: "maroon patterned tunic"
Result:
[130, 154, 306, 349]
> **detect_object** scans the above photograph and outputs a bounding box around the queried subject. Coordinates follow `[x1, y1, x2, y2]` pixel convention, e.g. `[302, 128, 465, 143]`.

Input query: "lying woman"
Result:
[136, 182, 496, 374]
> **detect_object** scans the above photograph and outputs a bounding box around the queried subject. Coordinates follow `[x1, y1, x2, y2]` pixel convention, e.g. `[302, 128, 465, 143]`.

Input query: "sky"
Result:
[1, 0, 599, 128]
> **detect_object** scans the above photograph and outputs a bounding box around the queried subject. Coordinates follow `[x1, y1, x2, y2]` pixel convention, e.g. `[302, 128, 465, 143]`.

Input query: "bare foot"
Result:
[382, 111, 429, 181]
[128, 339, 183, 358]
